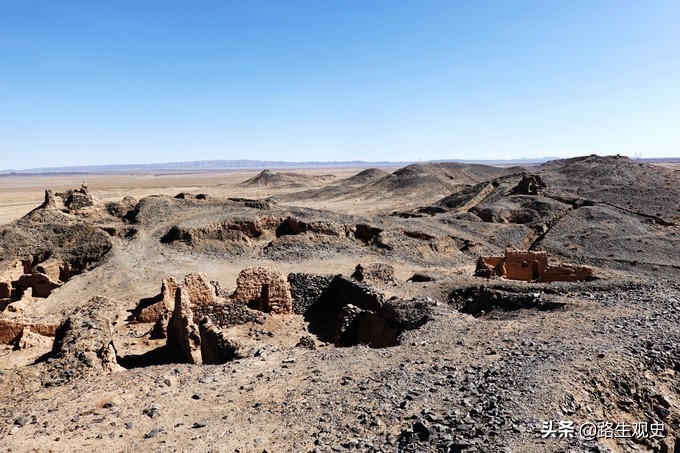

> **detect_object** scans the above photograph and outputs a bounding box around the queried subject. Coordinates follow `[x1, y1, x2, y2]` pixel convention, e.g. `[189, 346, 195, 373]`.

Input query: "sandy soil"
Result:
[0, 168, 382, 225]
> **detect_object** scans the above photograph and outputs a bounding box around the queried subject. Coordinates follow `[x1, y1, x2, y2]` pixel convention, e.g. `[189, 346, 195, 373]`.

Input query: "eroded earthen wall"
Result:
[475, 249, 595, 283]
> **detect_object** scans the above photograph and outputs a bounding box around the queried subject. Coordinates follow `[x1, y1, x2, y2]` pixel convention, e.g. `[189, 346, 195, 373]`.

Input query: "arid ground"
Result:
[0, 156, 678, 452]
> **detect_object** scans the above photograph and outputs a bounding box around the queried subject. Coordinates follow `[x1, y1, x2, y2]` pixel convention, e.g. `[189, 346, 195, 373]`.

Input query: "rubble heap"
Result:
[43, 297, 121, 386]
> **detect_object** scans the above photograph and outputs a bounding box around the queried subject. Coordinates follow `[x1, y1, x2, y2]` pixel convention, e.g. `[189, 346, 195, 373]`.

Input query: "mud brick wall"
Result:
[478, 256, 503, 269]
[232, 267, 293, 314]
[503, 250, 548, 281]
[0, 318, 58, 344]
[475, 256, 504, 278]
[540, 265, 594, 283]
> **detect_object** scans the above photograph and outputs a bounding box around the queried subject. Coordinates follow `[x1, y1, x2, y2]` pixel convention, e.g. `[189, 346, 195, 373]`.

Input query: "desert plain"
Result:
[0, 155, 678, 452]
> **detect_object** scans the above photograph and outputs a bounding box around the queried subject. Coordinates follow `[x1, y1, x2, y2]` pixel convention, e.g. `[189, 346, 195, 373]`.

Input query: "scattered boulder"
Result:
[295, 335, 317, 350]
[231, 267, 293, 314]
[408, 272, 436, 282]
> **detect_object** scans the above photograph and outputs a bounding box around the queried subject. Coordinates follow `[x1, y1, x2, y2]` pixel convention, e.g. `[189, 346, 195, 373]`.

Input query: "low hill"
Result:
[284, 163, 525, 207]
[538, 154, 680, 222]
[238, 170, 321, 188]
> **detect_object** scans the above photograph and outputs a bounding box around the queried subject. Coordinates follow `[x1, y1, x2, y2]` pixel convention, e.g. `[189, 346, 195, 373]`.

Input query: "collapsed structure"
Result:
[163, 269, 284, 364]
[475, 249, 595, 282]
[0, 258, 75, 304]
[131, 266, 432, 365]
[41, 183, 96, 211]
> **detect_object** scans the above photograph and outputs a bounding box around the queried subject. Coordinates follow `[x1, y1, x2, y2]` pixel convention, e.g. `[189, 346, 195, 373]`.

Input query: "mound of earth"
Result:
[344, 168, 390, 184]
[238, 170, 320, 188]
[353, 162, 524, 202]
[282, 167, 391, 202]
[0, 204, 110, 261]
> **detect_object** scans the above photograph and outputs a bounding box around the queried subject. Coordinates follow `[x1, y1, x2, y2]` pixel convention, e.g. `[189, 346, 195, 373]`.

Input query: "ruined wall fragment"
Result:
[137, 277, 177, 323]
[198, 318, 253, 365]
[166, 286, 202, 364]
[503, 250, 548, 281]
[231, 267, 292, 314]
[474, 249, 596, 282]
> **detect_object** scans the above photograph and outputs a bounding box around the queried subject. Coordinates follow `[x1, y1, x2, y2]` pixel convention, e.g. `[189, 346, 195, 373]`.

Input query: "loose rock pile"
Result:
[42, 296, 120, 386]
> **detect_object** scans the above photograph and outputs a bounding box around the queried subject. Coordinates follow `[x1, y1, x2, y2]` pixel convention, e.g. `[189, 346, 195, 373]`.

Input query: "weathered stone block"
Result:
[351, 263, 395, 283]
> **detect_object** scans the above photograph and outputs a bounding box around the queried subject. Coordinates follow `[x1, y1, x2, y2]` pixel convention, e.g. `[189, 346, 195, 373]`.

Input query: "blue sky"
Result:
[1, 1, 679, 169]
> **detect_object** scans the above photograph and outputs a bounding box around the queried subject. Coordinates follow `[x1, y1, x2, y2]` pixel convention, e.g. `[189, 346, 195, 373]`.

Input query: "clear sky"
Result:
[1, 1, 679, 169]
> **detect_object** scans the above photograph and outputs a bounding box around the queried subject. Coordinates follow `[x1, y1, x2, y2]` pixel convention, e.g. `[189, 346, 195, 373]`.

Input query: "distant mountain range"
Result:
[1, 156, 677, 175]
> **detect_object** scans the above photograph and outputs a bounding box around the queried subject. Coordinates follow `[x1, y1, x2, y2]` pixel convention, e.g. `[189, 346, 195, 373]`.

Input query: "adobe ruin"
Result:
[0, 258, 71, 307]
[38, 184, 95, 212]
[232, 266, 293, 314]
[475, 249, 595, 282]
[165, 269, 290, 364]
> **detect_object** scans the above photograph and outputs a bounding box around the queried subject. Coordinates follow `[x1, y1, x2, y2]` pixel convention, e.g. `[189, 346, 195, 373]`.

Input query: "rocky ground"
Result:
[0, 155, 678, 452]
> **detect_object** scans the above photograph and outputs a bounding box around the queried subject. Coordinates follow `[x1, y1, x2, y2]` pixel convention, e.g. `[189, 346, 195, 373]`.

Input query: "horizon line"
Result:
[2, 154, 679, 175]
